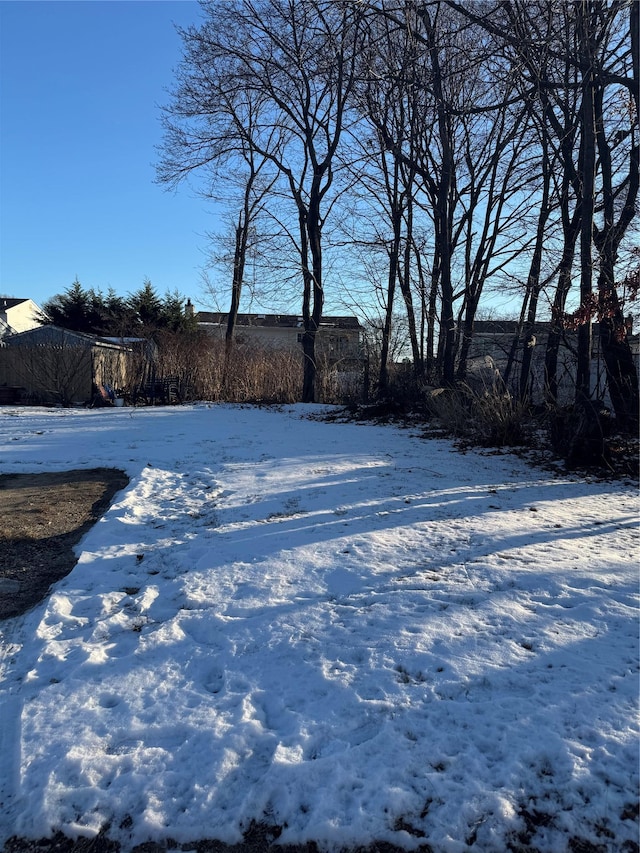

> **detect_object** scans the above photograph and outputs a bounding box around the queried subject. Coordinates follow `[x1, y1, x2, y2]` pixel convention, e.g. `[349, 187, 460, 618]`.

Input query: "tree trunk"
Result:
[455, 294, 478, 384]
[222, 213, 248, 394]
[592, 6, 639, 428]
[503, 293, 529, 391]
[575, 1, 597, 406]
[544, 128, 582, 402]
[419, 6, 456, 386]
[298, 201, 315, 403]
[544, 234, 578, 404]
[598, 315, 639, 430]
[518, 136, 551, 401]
[398, 196, 422, 380]
[426, 247, 440, 380]
[302, 186, 324, 404]
[379, 221, 401, 395]
[378, 156, 403, 395]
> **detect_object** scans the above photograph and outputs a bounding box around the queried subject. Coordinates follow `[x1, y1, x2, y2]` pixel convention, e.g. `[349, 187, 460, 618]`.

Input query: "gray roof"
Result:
[472, 321, 531, 335]
[197, 312, 361, 330]
[0, 298, 30, 312]
[4, 325, 132, 350]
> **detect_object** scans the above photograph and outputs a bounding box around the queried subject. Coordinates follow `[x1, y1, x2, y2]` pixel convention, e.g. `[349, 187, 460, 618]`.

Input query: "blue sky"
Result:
[0, 1, 528, 322]
[0, 0, 217, 311]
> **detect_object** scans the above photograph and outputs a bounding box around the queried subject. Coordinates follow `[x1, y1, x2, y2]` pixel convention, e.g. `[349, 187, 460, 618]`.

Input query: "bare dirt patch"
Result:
[0, 468, 129, 619]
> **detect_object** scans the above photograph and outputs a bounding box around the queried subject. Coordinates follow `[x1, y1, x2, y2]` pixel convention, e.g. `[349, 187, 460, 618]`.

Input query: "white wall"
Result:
[3, 299, 43, 333]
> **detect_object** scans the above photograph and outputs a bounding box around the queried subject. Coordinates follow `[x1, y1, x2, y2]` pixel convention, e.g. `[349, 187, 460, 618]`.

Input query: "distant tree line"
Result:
[40, 279, 197, 339]
[157, 0, 638, 431]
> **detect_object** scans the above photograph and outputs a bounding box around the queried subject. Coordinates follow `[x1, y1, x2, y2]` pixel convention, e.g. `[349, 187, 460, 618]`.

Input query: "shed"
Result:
[0, 326, 142, 405]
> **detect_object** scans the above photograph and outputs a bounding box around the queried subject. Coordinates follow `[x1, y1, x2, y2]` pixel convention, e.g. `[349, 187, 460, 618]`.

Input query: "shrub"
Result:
[426, 384, 529, 447]
[222, 343, 303, 403]
[129, 333, 364, 406]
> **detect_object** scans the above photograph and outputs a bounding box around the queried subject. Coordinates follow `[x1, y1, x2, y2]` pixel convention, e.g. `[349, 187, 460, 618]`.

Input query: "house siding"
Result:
[0, 299, 43, 335]
[198, 313, 362, 366]
[466, 321, 639, 406]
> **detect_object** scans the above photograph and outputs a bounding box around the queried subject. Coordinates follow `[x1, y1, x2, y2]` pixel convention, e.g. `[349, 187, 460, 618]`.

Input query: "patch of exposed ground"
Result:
[0, 468, 129, 619]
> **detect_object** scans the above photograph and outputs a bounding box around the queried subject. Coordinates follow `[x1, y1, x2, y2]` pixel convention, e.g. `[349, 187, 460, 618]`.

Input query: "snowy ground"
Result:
[0, 403, 637, 853]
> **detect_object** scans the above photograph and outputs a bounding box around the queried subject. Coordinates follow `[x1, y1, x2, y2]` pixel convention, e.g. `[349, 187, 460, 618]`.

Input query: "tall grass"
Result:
[148, 334, 366, 405]
[426, 384, 529, 446]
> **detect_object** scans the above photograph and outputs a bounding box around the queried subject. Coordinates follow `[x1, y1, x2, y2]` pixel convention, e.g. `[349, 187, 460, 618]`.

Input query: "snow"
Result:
[0, 403, 637, 852]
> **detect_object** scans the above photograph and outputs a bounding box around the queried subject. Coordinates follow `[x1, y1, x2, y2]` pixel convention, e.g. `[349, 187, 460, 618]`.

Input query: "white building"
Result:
[0, 298, 43, 337]
[196, 312, 362, 365]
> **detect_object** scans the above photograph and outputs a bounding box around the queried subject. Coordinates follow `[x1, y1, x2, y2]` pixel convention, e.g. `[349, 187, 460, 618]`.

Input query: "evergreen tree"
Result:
[162, 289, 192, 332]
[128, 280, 164, 331]
[41, 279, 98, 333]
[102, 288, 134, 337]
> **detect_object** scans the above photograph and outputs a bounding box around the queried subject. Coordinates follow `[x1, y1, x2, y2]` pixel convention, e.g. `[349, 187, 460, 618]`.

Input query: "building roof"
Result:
[0, 298, 30, 312]
[4, 325, 135, 350]
[197, 312, 361, 330]
[472, 317, 635, 336]
[472, 321, 531, 335]
[101, 336, 149, 345]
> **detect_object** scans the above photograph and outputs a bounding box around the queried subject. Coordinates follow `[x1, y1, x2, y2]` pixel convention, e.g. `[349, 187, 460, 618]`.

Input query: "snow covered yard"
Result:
[0, 403, 637, 853]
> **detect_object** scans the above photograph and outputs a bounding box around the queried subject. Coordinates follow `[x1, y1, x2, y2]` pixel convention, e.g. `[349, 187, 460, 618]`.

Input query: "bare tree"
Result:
[159, 0, 365, 402]
[452, 98, 535, 383]
[592, 0, 639, 428]
[359, 2, 537, 388]
[353, 6, 426, 392]
[218, 149, 278, 393]
[4, 334, 92, 406]
[452, 0, 638, 424]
